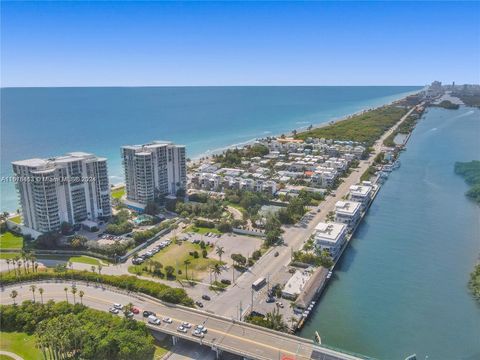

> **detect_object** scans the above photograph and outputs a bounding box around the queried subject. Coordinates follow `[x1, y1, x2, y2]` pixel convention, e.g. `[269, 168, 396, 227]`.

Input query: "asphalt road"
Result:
[205, 105, 419, 319]
[0, 281, 318, 360]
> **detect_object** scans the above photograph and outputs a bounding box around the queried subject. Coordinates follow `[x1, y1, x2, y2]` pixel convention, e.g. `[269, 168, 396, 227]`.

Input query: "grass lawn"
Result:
[35, 254, 109, 266]
[0, 332, 43, 360]
[153, 338, 171, 359]
[129, 241, 222, 281]
[185, 225, 220, 235]
[111, 187, 125, 200]
[0, 232, 23, 249]
[8, 215, 22, 224]
[0, 253, 20, 260]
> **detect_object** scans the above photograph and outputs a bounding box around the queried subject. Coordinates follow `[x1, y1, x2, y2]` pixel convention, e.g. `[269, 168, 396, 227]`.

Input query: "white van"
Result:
[148, 315, 161, 325]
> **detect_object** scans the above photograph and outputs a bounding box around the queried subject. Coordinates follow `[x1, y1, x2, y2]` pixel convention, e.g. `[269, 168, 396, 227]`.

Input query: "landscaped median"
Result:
[0, 269, 194, 307]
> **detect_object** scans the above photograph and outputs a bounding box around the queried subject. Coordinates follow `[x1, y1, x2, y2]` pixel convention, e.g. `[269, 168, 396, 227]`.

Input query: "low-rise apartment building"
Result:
[335, 200, 362, 230]
[349, 184, 373, 208]
[313, 222, 348, 259]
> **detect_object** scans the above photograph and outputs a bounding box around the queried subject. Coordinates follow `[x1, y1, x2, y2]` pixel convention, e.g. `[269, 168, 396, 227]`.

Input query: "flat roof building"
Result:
[349, 184, 373, 208]
[335, 200, 362, 230]
[313, 222, 348, 259]
[12, 152, 111, 233]
[121, 141, 186, 206]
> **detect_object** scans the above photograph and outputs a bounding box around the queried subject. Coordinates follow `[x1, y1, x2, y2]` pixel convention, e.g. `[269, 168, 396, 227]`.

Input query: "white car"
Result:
[192, 329, 204, 338]
[113, 303, 122, 309]
[148, 315, 161, 325]
[163, 317, 173, 323]
[109, 307, 119, 314]
[195, 325, 207, 333]
[177, 326, 188, 333]
[182, 322, 192, 328]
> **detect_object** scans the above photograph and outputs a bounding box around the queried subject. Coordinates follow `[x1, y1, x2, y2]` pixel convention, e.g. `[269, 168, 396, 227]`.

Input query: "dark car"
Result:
[266, 297, 275, 303]
[201, 295, 211, 301]
[220, 279, 231, 285]
[195, 301, 204, 308]
[274, 251, 279, 257]
[143, 310, 155, 317]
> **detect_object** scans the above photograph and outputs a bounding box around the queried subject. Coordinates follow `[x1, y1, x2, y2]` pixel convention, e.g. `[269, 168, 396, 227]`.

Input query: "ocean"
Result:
[300, 106, 480, 359]
[0, 86, 420, 211]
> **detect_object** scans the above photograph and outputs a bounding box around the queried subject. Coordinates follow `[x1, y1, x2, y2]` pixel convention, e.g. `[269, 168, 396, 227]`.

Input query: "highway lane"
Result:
[206, 105, 419, 319]
[0, 281, 324, 360]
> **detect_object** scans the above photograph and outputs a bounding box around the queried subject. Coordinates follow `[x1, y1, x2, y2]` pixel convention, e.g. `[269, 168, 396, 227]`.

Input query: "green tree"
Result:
[215, 246, 225, 262]
[29, 284, 36, 302]
[183, 259, 191, 280]
[10, 290, 18, 305]
[39, 287, 44, 304]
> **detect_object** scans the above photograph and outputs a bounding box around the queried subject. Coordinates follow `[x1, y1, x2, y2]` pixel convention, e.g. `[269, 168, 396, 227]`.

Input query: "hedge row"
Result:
[0, 270, 194, 307]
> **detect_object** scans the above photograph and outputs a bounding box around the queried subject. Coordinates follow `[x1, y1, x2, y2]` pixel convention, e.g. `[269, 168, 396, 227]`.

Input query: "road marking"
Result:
[4, 287, 312, 359]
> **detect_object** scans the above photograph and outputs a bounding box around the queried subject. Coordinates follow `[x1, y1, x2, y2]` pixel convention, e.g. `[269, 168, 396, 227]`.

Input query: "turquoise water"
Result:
[0, 86, 420, 211]
[300, 107, 480, 359]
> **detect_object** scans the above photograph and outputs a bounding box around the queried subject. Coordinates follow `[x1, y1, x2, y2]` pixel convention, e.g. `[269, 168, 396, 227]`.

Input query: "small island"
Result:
[454, 160, 480, 204]
[434, 100, 460, 110]
[455, 160, 480, 302]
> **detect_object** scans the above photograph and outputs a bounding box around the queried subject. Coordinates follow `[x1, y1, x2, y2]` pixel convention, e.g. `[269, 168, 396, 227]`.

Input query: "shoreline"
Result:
[187, 90, 422, 167]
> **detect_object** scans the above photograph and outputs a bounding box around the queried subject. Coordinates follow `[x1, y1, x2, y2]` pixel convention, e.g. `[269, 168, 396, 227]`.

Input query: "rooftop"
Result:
[335, 200, 361, 215]
[349, 185, 373, 197]
[314, 222, 347, 243]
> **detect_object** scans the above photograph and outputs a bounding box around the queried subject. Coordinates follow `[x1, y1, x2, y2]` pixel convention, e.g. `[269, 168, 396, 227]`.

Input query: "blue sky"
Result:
[1, 1, 479, 86]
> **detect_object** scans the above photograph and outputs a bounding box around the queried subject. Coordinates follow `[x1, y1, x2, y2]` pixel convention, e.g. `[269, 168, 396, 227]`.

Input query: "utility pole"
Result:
[232, 265, 235, 283]
[239, 301, 243, 321]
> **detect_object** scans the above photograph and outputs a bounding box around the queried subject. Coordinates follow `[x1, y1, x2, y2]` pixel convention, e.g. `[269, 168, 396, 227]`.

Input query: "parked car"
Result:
[163, 317, 173, 324]
[113, 303, 122, 310]
[202, 295, 211, 301]
[125, 311, 134, 318]
[195, 301, 204, 308]
[182, 322, 192, 328]
[143, 310, 155, 317]
[274, 251, 279, 257]
[266, 297, 275, 303]
[132, 307, 140, 314]
[220, 279, 231, 285]
[109, 307, 119, 314]
[148, 315, 161, 325]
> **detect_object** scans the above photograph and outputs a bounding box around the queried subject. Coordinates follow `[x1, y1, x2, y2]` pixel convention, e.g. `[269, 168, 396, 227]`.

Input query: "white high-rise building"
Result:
[121, 141, 186, 206]
[12, 152, 111, 233]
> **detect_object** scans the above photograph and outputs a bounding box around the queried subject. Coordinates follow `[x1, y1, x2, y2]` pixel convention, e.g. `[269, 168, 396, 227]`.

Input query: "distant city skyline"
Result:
[1, 1, 479, 87]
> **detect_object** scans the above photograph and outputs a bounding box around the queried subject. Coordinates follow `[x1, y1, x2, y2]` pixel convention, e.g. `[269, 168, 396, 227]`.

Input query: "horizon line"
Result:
[0, 84, 429, 89]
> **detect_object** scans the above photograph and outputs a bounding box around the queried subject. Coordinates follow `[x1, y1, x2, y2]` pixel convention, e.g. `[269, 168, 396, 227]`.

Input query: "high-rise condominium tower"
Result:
[12, 152, 111, 233]
[121, 141, 186, 206]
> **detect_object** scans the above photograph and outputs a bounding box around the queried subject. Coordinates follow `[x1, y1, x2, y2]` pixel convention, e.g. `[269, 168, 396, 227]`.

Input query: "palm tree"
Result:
[29, 284, 36, 302]
[98, 264, 102, 275]
[183, 260, 191, 280]
[6, 259, 11, 273]
[39, 287, 44, 304]
[64, 287, 69, 303]
[289, 316, 298, 329]
[90, 265, 96, 274]
[30, 255, 36, 273]
[71, 286, 77, 304]
[215, 246, 225, 262]
[17, 260, 22, 275]
[211, 263, 222, 283]
[79, 290, 84, 305]
[123, 302, 134, 319]
[10, 290, 18, 305]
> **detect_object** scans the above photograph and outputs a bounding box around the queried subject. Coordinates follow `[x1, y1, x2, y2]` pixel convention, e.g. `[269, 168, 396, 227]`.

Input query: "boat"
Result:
[393, 160, 401, 169]
[326, 271, 333, 279]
